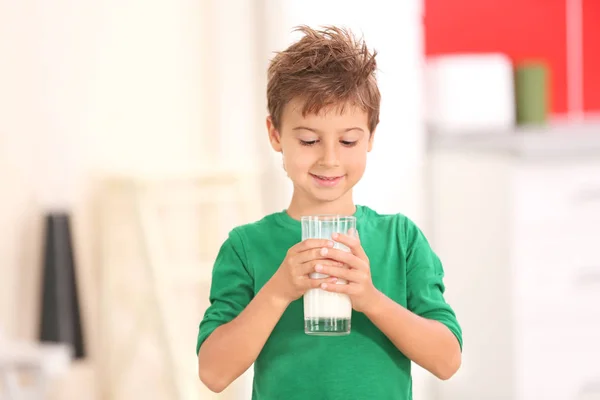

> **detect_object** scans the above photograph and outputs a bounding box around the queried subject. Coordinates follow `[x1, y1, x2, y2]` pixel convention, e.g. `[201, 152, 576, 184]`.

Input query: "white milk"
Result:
[304, 285, 352, 319]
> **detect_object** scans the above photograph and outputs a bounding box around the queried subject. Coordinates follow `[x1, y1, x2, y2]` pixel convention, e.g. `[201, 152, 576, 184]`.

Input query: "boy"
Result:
[197, 25, 462, 399]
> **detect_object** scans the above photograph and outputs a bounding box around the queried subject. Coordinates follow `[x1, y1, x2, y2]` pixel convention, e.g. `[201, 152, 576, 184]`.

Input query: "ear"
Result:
[367, 129, 376, 152]
[266, 116, 282, 152]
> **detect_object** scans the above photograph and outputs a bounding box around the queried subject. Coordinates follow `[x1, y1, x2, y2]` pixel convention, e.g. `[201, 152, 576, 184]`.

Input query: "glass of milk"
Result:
[301, 215, 356, 336]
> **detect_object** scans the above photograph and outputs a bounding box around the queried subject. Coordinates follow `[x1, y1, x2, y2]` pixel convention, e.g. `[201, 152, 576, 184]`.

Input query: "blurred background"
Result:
[1, 0, 599, 399]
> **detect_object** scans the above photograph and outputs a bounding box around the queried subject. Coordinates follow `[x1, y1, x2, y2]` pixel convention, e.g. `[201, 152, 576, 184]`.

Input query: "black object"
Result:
[39, 212, 86, 359]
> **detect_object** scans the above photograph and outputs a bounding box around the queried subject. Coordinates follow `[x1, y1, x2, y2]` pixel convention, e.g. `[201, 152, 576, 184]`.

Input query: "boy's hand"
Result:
[270, 239, 343, 305]
[315, 231, 380, 313]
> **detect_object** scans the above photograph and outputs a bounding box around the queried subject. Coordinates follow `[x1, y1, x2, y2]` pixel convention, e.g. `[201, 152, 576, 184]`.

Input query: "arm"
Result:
[365, 221, 462, 379]
[365, 219, 462, 380]
[198, 279, 288, 393]
[363, 291, 461, 380]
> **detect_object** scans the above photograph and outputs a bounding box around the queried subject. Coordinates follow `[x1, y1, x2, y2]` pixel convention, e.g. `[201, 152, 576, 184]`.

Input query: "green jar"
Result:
[514, 62, 550, 125]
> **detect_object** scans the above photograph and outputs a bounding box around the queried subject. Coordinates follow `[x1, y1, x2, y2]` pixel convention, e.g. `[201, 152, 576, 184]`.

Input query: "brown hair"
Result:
[267, 25, 380, 132]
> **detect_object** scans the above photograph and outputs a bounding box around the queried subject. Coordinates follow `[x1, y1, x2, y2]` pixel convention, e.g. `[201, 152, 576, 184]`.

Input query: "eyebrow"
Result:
[291, 126, 365, 134]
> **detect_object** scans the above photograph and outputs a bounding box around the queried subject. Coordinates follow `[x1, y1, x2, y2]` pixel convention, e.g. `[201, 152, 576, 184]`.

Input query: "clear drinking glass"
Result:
[301, 215, 356, 336]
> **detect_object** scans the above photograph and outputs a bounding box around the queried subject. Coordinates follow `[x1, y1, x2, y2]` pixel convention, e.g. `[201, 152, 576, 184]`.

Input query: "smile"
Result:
[310, 173, 344, 187]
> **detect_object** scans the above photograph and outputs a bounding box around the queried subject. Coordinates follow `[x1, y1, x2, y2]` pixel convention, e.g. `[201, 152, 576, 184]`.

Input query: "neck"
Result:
[285, 190, 356, 220]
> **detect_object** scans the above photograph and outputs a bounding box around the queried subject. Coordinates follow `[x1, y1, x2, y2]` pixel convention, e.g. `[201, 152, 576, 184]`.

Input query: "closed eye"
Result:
[299, 139, 358, 147]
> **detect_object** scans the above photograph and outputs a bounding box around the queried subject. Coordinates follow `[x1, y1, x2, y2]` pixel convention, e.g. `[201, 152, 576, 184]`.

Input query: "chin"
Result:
[311, 194, 343, 203]
[309, 187, 352, 203]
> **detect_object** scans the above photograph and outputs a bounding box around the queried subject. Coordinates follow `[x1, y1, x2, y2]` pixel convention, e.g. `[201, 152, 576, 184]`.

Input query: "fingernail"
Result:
[332, 232, 339, 239]
[329, 277, 337, 283]
[327, 241, 334, 247]
[315, 264, 323, 272]
[320, 247, 328, 256]
[321, 283, 327, 289]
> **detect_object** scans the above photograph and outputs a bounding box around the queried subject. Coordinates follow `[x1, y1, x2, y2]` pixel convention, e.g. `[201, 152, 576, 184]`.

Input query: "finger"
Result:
[298, 259, 344, 276]
[294, 246, 333, 264]
[331, 232, 368, 261]
[302, 276, 337, 290]
[289, 238, 334, 254]
[319, 281, 353, 294]
[315, 265, 363, 283]
[320, 247, 369, 270]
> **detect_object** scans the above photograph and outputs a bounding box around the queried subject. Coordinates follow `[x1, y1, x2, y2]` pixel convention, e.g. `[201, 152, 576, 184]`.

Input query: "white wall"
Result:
[1, 1, 262, 398]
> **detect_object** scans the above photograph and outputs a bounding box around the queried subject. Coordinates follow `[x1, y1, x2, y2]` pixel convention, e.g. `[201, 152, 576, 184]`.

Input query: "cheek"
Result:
[344, 151, 368, 172]
[282, 148, 313, 174]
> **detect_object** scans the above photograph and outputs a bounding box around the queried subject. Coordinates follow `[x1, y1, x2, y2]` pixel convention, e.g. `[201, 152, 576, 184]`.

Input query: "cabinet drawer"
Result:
[516, 270, 600, 326]
[514, 217, 600, 273]
[513, 226, 600, 324]
[516, 327, 600, 400]
[514, 162, 600, 224]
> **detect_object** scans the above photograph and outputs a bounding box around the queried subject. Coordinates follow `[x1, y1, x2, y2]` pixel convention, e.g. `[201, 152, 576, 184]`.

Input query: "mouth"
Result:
[310, 173, 344, 187]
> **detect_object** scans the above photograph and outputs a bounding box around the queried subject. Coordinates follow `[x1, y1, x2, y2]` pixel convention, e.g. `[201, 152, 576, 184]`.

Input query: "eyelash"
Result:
[299, 140, 357, 147]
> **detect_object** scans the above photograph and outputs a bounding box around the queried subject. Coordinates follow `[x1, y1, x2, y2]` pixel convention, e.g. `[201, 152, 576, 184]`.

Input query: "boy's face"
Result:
[267, 98, 374, 206]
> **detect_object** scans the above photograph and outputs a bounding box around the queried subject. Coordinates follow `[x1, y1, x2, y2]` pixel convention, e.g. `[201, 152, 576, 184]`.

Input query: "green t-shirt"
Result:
[197, 205, 462, 400]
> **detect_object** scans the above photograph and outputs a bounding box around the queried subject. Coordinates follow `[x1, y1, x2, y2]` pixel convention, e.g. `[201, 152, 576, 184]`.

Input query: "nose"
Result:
[318, 142, 340, 168]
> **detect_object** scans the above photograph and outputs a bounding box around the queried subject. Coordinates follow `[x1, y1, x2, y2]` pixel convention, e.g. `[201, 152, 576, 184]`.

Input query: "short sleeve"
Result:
[404, 219, 463, 350]
[196, 229, 254, 354]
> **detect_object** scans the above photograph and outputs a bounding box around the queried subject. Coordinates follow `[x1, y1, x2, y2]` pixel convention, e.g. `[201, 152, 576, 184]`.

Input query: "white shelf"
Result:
[428, 118, 600, 159]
